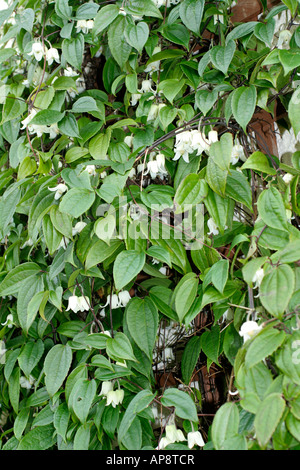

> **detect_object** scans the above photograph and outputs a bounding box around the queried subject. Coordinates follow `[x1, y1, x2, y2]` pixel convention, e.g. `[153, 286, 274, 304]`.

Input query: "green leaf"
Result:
[93, 4, 119, 35]
[54, 403, 70, 441]
[1, 96, 27, 125]
[8, 367, 20, 414]
[195, 89, 218, 116]
[245, 327, 285, 368]
[118, 389, 155, 444]
[254, 19, 275, 47]
[286, 412, 300, 441]
[201, 325, 221, 367]
[108, 16, 132, 68]
[113, 250, 145, 291]
[174, 273, 199, 323]
[18, 340, 44, 377]
[179, 0, 204, 35]
[260, 264, 295, 319]
[89, 130, 111, 160]
[146, 246, 172, 268]
[34, 87, 55, 110]
[210, 259, 229, 293]
[18, 425, 56, 450]
[254, 393, 286, 448]
[69, 378, 97, 424]
[205, 153, 227, 196]
[124, 0, 163, 19]
[210, 40, 236, 75]
[157, 79, 186, 104]
[49, 205, 73, 239]
[71, 96, 99, 114]
[106, 332, 137, 362]
[22, 290, 45, 333]
[59, 188, 95, 218]
[0, 262, 41, 296]
[226, 22, 258, 42]
[288, 87, 300, 138]
[161, 389, 198, 421]
[124, 21, 149, 52]
[209, 132, 233, 172]
[257, 187, 288, 232]
[181, 336, 201, 384]
[55, 0, 72, 20]
[62, 34, 84, 71]
[240, 150, 277, 175]
[159, 105, 177, 131]
[162, 23, 190, 49]
[29, 110, 65, 126]
[279, 49, 300, 76]
[211, 402, 239, 450]
[126, 297, 158, 359]
[232, 85, 257, 132]
[276, 332, 300, 385]
[44, 344, 73, 396]
[225, 170, 252, 210]
[85, 239, 123, 271]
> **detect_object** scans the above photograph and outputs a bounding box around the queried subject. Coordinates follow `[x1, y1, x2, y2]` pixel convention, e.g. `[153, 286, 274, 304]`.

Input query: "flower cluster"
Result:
[66, 295, 90, 313]
[157, 421, 205, 450]
[100, 381, 124, 408]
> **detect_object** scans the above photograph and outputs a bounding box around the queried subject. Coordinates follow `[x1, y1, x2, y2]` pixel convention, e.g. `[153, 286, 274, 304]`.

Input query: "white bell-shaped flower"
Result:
[187, 431, 205, 448]
[118, 290, 131, 307]
[46, 47, 60, 66]
[48, 183, 68, 200]
[252, 268, 265, 288]
[106, 389, 124, 408]
[207, 218, 219, 236]
[239, 320, 262, 343]
[99, 381, 114, 396]
[72, 221, 87, 236]
[28, 42, 46, 61]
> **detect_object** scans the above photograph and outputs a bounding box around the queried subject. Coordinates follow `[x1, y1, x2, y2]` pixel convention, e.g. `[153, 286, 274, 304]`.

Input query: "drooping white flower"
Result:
[207, 218, 219, 236]
[101, 293, 121, 310]
[164, 347, 174, 361]
[165, 424, 186, 444]
[48, 183, 68, 200]
[46, 47, 60, 66]
[139, 79, 156, 94]
[99, 381, 114, 396]
[21, 109, 38, 129]
[20, 238, 34, 250]
[144, 45, 162, 74]
[173, 130, 193, 163]
[118, 290, 131, 307]
[252, 268, 264, 289]
[283, 173, 293, 184]
[147, 103, 166, 122]
[76, 19, 94, 34]
[1, 314, 14, 329]
[72, 221, 87, 236]
[106, 389, 124, 408]
[124, 135, 134, 148]
[239, 320, 262, 343]
[187, 431, 205, 449]
[277, 29, 292, 50]
[28, 42, 46, 61]
[84, 165, 97, 176]
[64, 66, 78, 77]
[231, 143, 245, 164]
[20, 375, 36, 389]
[66, 295, 90, 313]
[130, 93, 142, 106]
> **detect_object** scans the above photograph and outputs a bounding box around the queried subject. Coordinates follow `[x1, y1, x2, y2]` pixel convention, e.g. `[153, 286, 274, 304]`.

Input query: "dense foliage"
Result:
[0, 0, 300, 451]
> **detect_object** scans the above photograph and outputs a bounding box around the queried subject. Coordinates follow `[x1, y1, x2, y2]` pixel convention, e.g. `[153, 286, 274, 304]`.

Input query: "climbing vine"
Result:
[0, 0, 300, 451]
